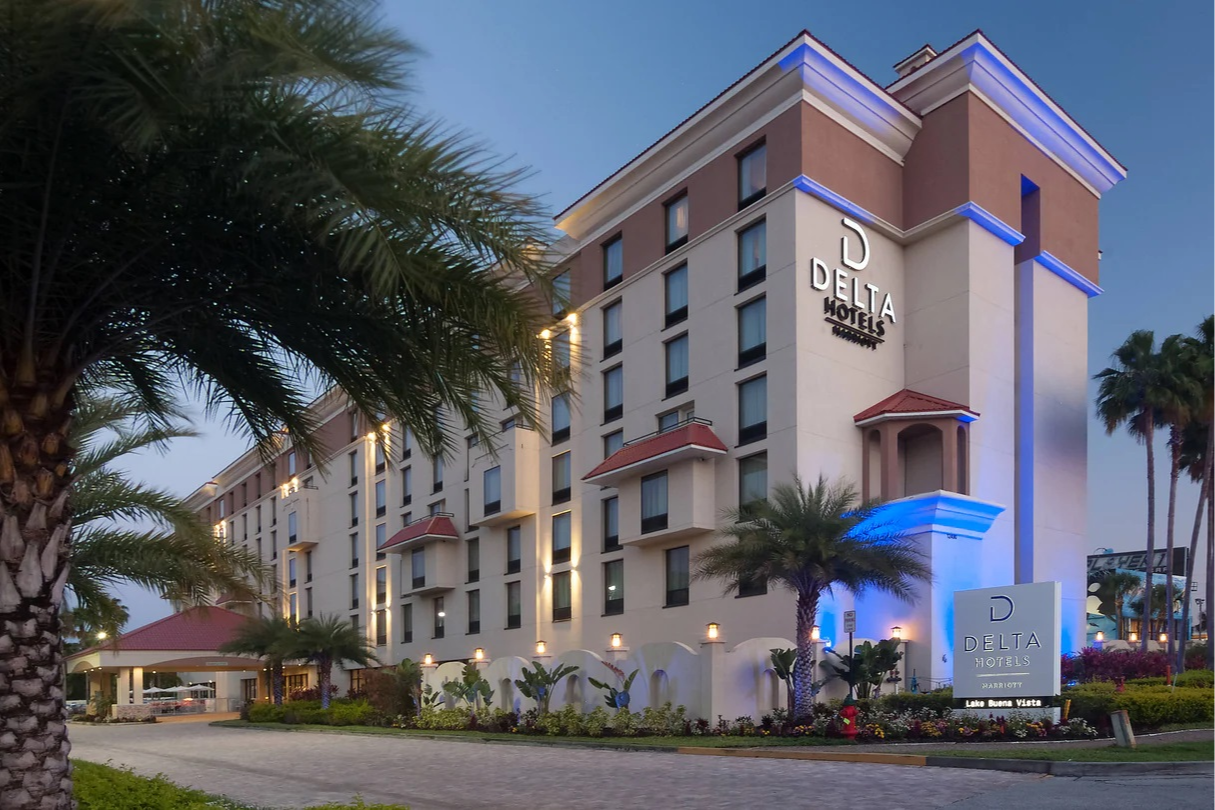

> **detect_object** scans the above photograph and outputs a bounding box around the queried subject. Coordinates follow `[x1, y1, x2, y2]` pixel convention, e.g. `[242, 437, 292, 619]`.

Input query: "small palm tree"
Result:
[1099, 571, 1143, 640]
[694, 475, 931, 720]
[218, 616, 300, 706]
[295, 615, 378, 709]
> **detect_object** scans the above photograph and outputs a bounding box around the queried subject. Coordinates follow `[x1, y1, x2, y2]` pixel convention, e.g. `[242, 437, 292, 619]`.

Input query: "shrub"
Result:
[1185, 642, 1209, 671]
[328, 700, 380, 727]
[1064, 682, 1213, 729]
[876, 688, 952, 716]
[248, 704, 287, 723]
[289, 684, 340, 702]
[1062, 648, 1169, 683]
[1174, 669, 1214, 688]
[415, 706, 470, 730]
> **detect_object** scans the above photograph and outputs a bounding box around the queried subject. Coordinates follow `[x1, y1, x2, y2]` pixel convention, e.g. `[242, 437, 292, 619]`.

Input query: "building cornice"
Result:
[1035, 251, 1103, 298]
[859, 491, 1007, 541]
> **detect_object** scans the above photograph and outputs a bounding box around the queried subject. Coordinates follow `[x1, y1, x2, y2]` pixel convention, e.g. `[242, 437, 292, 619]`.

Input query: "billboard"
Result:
[1087, 549, 1189, 576]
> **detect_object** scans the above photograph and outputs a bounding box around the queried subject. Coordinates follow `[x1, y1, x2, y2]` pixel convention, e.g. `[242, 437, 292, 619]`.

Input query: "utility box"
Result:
[1109, 709, 1136, 748]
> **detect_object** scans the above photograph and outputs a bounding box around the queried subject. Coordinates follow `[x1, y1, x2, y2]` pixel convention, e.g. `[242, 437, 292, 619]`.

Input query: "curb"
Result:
[676, 747, 927, 766]
[923, 756, 1214, 776]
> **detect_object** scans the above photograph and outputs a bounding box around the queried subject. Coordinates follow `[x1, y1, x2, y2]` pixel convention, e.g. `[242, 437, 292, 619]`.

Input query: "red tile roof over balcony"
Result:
[70, 606, 250, 658]
[583, 420, 728, 483]
[381, 515, 459, 552]
[853, 388, 979, 425]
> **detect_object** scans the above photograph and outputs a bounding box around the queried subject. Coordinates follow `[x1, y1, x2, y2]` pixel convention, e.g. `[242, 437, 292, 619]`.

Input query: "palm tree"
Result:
[1095, 331, 1171, 651]
[694, 475, 931, 720]
[1099, 571, 1142, 640]
[294, 615, 378, 709]
[218, 616, 300, 706]
[1131, 582, 1173, 637]
[0, 2, 560, 803]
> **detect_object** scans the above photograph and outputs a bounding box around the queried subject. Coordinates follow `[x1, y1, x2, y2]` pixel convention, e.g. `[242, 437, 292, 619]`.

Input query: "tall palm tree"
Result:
[1099, 571, 1143, 640]
[1178, 421, 1207, 664]
[1176, 316, 1213, 670]
[1095, 330, 1170, 651]
[218, 615, 300, 707]
[0, 2, 559, 805]
[694, 475, 931, 720]
[294, 615, 378, 709]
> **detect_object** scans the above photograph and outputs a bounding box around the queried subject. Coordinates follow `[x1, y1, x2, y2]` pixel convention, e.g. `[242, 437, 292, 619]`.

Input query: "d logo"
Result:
[840, 217, 869, 271]
[989, 595, 1014, 622]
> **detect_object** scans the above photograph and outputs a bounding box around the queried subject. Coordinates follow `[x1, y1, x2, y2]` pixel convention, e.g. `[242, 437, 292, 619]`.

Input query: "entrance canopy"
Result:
[66, 605, 255, 675]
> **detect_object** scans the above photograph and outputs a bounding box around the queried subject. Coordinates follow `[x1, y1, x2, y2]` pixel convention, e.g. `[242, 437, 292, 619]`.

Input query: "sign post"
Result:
[843, 610, 856, 697]
[952, 582, 1061, 712]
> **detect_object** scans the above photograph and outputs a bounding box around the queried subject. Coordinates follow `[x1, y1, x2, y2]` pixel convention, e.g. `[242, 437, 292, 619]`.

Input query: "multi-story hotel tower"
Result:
[185, 29, 1125, 694]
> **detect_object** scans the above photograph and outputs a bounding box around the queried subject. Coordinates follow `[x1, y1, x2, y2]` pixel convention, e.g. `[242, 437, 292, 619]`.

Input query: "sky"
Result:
[112, 0, 1214, 627]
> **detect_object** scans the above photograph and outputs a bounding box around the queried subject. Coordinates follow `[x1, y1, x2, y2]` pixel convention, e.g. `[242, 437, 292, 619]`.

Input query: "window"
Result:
[229, 520, 235, 546]
[304, 550, 313, 583]
[374, 441, 386, 474]
[602, 300, 623, 358]
[429, 499, 445, 516]
[375, 610, 387, 646]
[551, 511, 572, 564]
[375, 523, 386, 557]
[552, 270, 570, 317]
[738, 574, 768, 598]
[738, 296, 767, 366]
[287, 451, 297, 477]
[401, 428, 413, 461]
[255, 473, 262, 499]
[288, 556, 297, 588]
[241, 514, 248, 540]
[218, 498, 226, 519]
[658, 411, 680, 433]
[506, 526, 522, 574]
[553, 330, 571, 371]
[665, 546, 690, 607]
[603, 365, 623, 423]
[287, 511, 298, 543]
[401, 511, 412, 527]
[483, 467, 501, 515]
[604, 559, 624, 615]
[350, 572, 360, 609]
[375, 480, 386, 517]
[664, 264, 688, 328]
[665, 193, 689, 252]
[289, 592, 298, 621]
[641, 472, 669, 534]
[739, 451, 767, 505]
[552, 452, 571, 504]
[411, 548, 425, 590]
[552, 393, 571, 444]
[738, 143, 767, 208]
[271, 530, 277, 560]
[255, 505, 262, 534]
[402, 466, 412, 505]
[739, 376, 768, 445]
[349, 450, 359, 486]
[284, 674, 307, 695]
[349, 492, 359, 527]
[602, 497, 620, 552]
[506, 581, 522, 628]
[433, 596, 445, 639]
[603, 236, 623, 289]
[401, 603, 414, 643]
[432, 456, 444, 493]
[375, 567, 387, 605]
[305, 587, 313, 618]
[738, 220, 767, 290]
[665, 334, 689, 397]
[349, 533, 359, 568]
[467, 590, 481, 635]
[349, 411, 360, 442]
[467, 537, 480, 583]
[552, 571, 572, 621]
[270, 496, 276, 525]
[603, 430, 624, 458]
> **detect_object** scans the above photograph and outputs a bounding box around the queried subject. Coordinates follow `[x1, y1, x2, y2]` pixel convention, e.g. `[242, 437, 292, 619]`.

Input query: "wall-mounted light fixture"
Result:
[610, 633, 622, 649]
[706, 622, 720, 640]
[535, 640, 547, 655]
[891, 626, 903, 641]
[473, 648, 484, 661]
[422, 653, 434, 666]
[810, 625, 821, 641]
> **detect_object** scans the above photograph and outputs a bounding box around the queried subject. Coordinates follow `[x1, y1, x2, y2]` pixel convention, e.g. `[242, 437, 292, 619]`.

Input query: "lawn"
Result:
[938, 741, 1214, 762]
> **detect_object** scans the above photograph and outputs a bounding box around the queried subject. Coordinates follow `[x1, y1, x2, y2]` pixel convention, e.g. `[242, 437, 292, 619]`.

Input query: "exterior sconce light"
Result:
[96, 631, 108, 640]
[437, 611, 446, 618]
[535, 640, 547, 655]
[707, 622, 719, 640]
[473, 647, 484, 661]
[891, 626, 903, 641]
[1158, 632, 1167, 643]
[422, 653, 434, 666]
[610, 633, 622, 649]
[1095, 631, 1104, 642]
[1128, 632, 1139, 643]
[810, 625, 820, 641]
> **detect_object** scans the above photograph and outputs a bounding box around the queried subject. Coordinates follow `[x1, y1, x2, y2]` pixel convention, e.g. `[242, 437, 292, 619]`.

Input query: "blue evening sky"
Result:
[112, 0, 1213, 627]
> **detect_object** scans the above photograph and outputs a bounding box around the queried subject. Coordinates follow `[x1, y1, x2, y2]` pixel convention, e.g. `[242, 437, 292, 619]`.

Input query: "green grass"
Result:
[73, 760, 409, 810]
[938, 742, 1214, 762]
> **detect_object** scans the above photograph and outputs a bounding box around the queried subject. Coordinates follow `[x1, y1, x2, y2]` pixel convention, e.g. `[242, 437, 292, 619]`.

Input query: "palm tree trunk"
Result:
[792, 590, 819, 721]
[1179, 480, 1206, 671]
[0, 381, 75, 810]
[1206, 441, 1214, 672]
[319, 657, 332, 710]
[272, 661, 284, 706]
[1143, 420, 1156, 652]
[1165, 435, 1180, 660]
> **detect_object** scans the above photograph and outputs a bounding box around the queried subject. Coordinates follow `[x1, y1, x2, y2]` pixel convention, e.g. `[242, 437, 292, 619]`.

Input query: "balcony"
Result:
[280, 483, 319, 551]
[469, 425, 541, 527]
[582, 417, 727, 488]
[381, 514, 460, 595]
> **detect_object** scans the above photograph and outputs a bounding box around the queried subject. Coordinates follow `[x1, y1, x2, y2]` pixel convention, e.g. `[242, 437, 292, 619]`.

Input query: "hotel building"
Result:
[180, 29, 1125, 696]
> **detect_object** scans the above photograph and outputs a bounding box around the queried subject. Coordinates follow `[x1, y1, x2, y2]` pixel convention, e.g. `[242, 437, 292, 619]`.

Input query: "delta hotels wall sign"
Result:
[952, 582, 1061, 710]
[811, 218, 897, 351]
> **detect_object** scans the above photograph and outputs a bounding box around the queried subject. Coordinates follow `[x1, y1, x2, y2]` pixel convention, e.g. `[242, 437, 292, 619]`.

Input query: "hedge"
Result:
[247, 699, 379, 727]
[1064, 683, 1214, 729]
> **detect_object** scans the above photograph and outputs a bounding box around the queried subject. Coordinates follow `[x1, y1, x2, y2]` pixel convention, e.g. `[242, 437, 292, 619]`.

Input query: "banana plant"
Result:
[513, 661, 578, 713]
[587, 661, 638, 709]
[442, 663, 495, 711]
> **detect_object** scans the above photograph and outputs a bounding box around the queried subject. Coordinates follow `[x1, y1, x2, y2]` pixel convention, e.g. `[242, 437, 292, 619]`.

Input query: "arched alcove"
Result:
[762, 668, 782, 712]
[649, 670, 670, 708]
[899, 423, 944, 496]
[956, 425, 969, 495]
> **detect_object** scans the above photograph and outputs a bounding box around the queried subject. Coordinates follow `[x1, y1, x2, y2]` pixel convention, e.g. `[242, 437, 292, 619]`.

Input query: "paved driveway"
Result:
[67, 723, 1209, 810]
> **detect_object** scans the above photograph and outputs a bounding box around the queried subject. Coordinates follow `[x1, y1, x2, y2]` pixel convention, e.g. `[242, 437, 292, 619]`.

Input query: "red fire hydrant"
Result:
[839, 695, 859, 741]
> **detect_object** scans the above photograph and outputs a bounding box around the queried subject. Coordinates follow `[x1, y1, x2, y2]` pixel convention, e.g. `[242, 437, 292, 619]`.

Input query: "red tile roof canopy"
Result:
[583, 419, 728, 484]
[853, 389, 979, 427]
[68, 606, 251, 658]
[380, 514, 460, 552]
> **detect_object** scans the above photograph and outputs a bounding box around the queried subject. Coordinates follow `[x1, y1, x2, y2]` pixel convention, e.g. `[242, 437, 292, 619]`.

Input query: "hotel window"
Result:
[664, 264, 688, 328]
[554, 330, 571, 371]
[665, 334, 689, 397]
[270, 496, 276, 525]
[289, 592, 298, 621]
[506, 581, 522, 628]
[739, 451, 768, 509]
[602, 497, 620, 552]
[552, 452, 572, 504]
[375, 566, 387, 605]
[350, 613, 361, 633]
[603, 236, 623, 290]
[483, 466, 501, 515]
[603, 430, 624, 458]
[349, 411, 360, 442]
[665, 545, 690, 607]
[304, 549, 313, 583]
[255, 505, 262, 534]
[350, 572, 360, 609]
[242, 482, 248, 507]
[739, 375, 768, 445]
[401, 428, 413, 461]
[284, 674, 307, 695]
[603, 365, 623, 423]
[552, 511, 572, 564]
[467, 537, 480, 583]
[288, 556, 297, 588]
[218, 498, 226, 519]
[552, 270, 570, 317]
[375, 610, 387, 647]
[411, 548, 425, 590]
[604, 559, 624, 615]
[349, 492, 359, 527]
[603, 300, 623, 358]
[256, 536, 263, 560]
[401, 603, 413, 643]
[431, 456, 444, 493]
[401, 510, 412, 527]
[374, 441, 386, 474]
[433, 596, 445, 639]
[242, 514, 248, 540]
[375, 524, 387, 559]
[506, 526, 522, 574]
[738, 142, 766, 208]
[375, 480, 386, 517]
[552, 570, 572, 621]
[402, 466, 412, 505]
[229, 520, 235, 546]
[305, 587, 313, 618]
[738, 296, 766, 367]
[349, 533, 359, 568]
[287, 511, 298, 544]
[255, 473, 262, 499]
[429, 499, 445, 516]
[270, 530, 277, 560]
[665, 193, 689, 252]
[349, 450, 359, 486]
[467, 589, 481, 634]
[287, 450, 297, 477]
[552, 393, 571, 444]
[641, 472, 669, 534]
[738, 220, 767, 291]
